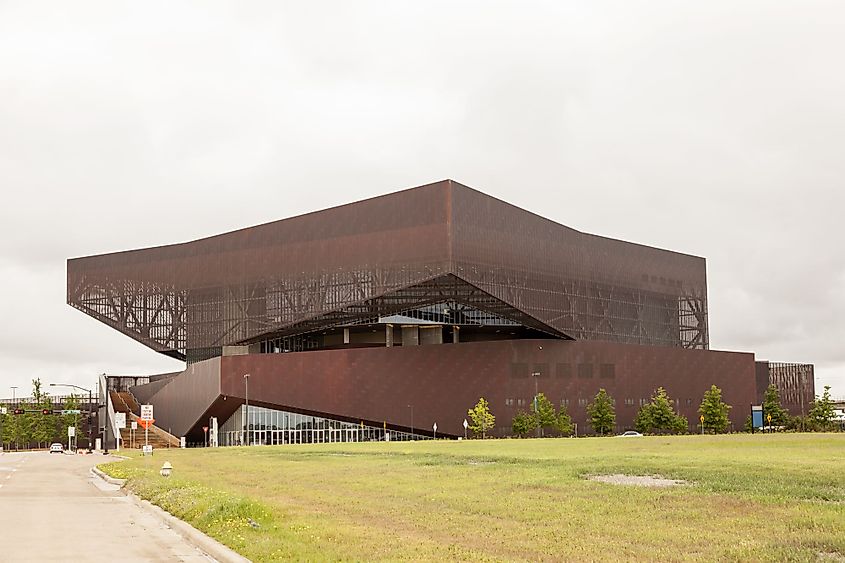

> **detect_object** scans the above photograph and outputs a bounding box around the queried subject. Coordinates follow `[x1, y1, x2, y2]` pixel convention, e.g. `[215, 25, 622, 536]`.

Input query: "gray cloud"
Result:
[1, 1, 842, 395]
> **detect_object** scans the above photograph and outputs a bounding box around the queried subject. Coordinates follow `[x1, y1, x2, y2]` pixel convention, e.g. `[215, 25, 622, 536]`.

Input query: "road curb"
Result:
[90, 465, 126, 486]
[91, 466, 251, 563]
[126, 493, 252, 563]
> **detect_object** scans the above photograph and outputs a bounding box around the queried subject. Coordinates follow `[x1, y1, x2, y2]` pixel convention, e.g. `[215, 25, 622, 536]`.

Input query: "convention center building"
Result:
[67, 180, 814, 444]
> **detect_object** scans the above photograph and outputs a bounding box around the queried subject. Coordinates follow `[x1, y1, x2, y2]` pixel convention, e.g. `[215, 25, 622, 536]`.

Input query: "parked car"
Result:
[618, 430, 643, 437]
[49, 443, 64, 454]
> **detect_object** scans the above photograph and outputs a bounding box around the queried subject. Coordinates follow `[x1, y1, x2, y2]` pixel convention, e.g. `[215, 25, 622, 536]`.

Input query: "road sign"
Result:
[767, 414, 772, 423]
[131, 421, 138, 430]
[62, 409, 81, 415]
[68, 426, 75, 437]
[115, 412, 126, 429]
[0, 407, 7, 415]
[433, 422, 438, 432]
[138, 418, 154, 429]
[700, 415, 704, 423]
[141, 404, 154, 421]
[142, 444, 153, 455]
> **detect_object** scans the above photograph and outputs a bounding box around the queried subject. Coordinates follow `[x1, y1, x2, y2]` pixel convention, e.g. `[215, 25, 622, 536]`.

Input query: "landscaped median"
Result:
[98, 434, 845, 562]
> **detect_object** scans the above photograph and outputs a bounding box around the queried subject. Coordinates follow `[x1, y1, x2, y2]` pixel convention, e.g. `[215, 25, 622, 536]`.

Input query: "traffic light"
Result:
[13, 409, 25, 415]
[42, 409, 52, 415]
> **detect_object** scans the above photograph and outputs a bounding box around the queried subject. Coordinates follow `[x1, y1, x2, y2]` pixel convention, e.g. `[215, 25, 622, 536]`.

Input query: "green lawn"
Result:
[100, 434, 845, 562]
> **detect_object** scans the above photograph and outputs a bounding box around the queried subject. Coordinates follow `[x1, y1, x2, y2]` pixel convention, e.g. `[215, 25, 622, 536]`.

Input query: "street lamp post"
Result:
[49, 383, 93, 452]
[534, 345, 544, 438]
[531, 372, 541, 437]
[243, 374, 250, 446]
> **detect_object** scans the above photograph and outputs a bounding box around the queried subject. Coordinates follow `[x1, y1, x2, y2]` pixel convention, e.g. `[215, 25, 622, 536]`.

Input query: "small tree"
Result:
[634, 387, 688, 435]
[32, 378, 56, 448]
[0, 411, 8, 448]
[586, 389, 616, 435]
[554, 405, 574, 436]
[10, 399, 34, 449]
[699, 385, 731, 433]
[62, 394, 81, 448]
[533, 393, 557, 437]
[467, 397, 496, 439]
[808, 386, 837, 431]
[762, 384, 789, 428]
[511, 411, 537, 438]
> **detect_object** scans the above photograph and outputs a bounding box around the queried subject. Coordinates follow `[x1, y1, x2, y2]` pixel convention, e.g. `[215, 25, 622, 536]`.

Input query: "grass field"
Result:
[100, 434, 845, 562]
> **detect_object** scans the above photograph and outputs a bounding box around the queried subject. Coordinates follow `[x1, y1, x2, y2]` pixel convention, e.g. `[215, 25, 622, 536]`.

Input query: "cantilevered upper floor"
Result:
[67, 180, 708, 361]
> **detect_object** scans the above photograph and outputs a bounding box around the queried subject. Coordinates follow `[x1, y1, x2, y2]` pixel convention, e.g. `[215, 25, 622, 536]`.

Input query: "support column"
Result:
[386, 324, 394, 347]
[452, 325, 460, 344]
[402, 325, 419, 346]
[343, 328, 350, 345]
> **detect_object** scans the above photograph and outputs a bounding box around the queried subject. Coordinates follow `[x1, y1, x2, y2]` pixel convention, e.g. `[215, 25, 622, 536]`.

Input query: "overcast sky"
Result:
[1, 2, 843, 399]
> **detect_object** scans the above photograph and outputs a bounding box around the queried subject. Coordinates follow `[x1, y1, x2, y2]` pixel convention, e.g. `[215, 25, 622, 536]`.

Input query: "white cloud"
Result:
[1, 1, 843, 394]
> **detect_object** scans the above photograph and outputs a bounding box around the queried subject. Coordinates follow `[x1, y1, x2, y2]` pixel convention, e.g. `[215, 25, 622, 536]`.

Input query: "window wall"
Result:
[219, 404, 429, 446]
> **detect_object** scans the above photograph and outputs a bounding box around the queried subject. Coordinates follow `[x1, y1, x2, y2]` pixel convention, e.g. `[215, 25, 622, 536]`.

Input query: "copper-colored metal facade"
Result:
[66, 179, 762, 438]
[755, 361, 815, 417]
[68, 180, 708, 363]
[135, 339, 755, 441]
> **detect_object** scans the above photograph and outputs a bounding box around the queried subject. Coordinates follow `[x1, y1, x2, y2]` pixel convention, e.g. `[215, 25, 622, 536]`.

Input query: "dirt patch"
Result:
[588, 474, 688, 487]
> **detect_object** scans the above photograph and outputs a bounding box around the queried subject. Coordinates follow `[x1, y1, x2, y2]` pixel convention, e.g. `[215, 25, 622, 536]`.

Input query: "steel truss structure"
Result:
[68, 180, 709, 362]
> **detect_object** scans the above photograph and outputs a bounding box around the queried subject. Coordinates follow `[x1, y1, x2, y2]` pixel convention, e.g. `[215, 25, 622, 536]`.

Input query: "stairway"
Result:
[119, 425, 175, 450]
[115, 391, 140, 416]
[111, 391, 181, 450]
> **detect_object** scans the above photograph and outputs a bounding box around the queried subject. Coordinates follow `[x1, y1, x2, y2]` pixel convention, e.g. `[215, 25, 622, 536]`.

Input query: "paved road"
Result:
[0, 451, 214, 562]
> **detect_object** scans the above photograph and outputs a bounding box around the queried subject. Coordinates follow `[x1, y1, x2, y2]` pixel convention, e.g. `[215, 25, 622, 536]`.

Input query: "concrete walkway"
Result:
[0, 451, 215, 562]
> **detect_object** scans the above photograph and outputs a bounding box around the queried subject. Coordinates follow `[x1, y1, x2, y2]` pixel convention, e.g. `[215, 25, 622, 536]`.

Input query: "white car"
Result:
[49, 443, 64, 454]
[618, 430, 643, 437]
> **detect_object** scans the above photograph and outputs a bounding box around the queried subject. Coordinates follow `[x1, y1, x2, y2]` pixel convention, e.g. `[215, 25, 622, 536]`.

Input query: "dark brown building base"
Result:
[133, 339, 757, 442]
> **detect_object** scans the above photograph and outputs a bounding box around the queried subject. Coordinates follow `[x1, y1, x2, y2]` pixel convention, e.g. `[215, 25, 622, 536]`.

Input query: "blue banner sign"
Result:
[751, 406, 764, 429]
